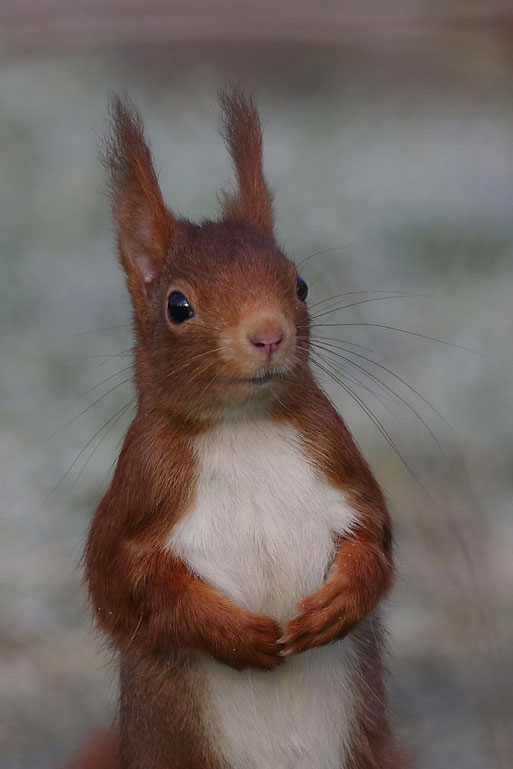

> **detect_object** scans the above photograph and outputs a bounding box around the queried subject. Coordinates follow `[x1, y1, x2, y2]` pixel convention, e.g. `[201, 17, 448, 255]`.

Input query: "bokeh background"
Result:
[1, 2, 512, 767]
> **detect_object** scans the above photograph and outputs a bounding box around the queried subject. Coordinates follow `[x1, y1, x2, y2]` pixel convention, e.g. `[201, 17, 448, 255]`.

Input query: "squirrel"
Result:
[78, 89, 406, 769]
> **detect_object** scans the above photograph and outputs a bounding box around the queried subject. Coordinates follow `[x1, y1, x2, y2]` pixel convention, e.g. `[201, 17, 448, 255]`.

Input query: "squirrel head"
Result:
[103, 89, 310, 421]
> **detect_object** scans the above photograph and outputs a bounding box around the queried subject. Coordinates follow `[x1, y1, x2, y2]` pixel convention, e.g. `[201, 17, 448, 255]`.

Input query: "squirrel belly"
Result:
[167, 417, 360, 769]
[168, 418, 358, 629]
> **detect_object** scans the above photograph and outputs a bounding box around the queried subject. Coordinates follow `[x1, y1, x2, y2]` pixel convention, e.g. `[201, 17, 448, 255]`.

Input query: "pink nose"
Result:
[248, 330, 284, 356]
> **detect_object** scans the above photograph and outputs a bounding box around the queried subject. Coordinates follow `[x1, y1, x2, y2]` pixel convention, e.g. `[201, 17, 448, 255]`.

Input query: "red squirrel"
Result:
[81, 89, 405, 769]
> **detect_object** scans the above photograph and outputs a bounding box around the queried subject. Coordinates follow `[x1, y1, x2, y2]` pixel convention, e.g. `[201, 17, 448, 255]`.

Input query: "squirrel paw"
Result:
[215, 614, 285, 671]
[278, 579, 358, 657]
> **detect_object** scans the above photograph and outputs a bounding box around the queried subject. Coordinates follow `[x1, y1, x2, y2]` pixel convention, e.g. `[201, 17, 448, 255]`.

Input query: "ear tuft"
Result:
[218, 88, 274, 236]
[102, 95, 177, 311]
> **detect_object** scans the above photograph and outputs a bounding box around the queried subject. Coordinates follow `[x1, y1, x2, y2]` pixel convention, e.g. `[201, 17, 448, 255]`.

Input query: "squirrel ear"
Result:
[103, 95, 177, 313]
[219, 88, 274, 237]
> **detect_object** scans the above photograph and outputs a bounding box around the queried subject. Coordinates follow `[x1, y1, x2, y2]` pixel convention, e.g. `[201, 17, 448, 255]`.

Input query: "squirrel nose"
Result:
[248, 329, 284, 356]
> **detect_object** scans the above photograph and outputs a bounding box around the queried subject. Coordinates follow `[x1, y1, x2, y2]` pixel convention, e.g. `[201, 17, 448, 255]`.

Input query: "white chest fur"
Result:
[168, 419, 360, 769]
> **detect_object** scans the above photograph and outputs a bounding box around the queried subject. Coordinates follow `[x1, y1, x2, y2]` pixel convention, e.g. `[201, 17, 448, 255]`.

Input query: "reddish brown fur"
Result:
[118, 652, 222, 769]
[347, 618, 408, 769]
[219, 88, 274, 235]
[279, 383, 393, 655]
[86, 413, 284, 670]
[76, 89, 404, 768]
[104, 96, 177, 317]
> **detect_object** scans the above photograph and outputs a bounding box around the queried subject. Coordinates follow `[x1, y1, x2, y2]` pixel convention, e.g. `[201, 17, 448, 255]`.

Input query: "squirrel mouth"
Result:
[244, 372, 275, 386]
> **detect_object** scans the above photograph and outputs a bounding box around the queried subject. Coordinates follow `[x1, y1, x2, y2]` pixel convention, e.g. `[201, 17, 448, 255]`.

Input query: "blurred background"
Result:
[1, 1, 513, 767]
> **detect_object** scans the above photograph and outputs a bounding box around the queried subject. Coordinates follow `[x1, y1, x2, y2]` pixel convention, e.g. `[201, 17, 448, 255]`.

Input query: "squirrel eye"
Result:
[296, 275, 308, 302]
[167, 292, 194, 323]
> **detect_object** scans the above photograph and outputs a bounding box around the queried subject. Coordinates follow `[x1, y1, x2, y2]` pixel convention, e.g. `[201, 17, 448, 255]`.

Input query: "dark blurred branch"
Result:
[1, 0, 513, 58]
